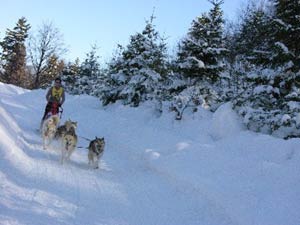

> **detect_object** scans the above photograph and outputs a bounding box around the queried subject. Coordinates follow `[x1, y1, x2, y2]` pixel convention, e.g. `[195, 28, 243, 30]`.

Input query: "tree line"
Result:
[1, 0, 300, 138]
[0, 18, 66, 88]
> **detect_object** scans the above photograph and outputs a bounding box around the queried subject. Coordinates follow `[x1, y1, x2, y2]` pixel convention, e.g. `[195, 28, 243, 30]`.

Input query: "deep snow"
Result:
[0, 82, 300, 225]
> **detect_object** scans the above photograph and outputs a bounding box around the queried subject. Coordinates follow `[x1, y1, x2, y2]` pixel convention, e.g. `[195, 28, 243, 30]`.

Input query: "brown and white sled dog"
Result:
[60, 121, 78, 164]
[88, 137, 105, 169]
[41, 115, 60, 149]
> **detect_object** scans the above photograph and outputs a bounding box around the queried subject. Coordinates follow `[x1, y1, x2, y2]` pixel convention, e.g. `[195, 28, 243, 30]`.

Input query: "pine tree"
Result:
[0, 17, 30, 87]
[79, 44, 101, 95]
[104, 17, 169, 106]
[223, 21, 246, 99]
[80, 44, 100, 78]
[234, 2, 273, 66]
[40, 55, 64, 87]
[101, 45, 125, 105]
[0, 31, 4, 81]
[176, 0, 227, 84]
[69, 58, 81, 75]
[232, 0, 300, 138]
[169, 0, 227, 119]
[223, 1, 274, 103]
[271, 0, 300, 71]
[68, 45, 101, 95]
[61, 58, 81, 92]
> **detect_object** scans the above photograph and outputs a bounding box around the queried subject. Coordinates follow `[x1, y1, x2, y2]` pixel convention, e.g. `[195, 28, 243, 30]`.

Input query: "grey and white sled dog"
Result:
[41, 115, 60, 149]
[55, 119, 77, 139]
[88, 137, 105, 169]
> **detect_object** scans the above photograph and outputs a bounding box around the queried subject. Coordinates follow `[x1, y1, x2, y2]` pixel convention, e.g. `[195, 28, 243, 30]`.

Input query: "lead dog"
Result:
[61, 126, 78, 164]
[88, 137, 105, 169]
[41, 115, 60, 149]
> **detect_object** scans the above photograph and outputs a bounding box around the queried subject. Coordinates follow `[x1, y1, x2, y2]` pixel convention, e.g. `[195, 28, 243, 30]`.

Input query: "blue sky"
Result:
[0, 0, 247, 62]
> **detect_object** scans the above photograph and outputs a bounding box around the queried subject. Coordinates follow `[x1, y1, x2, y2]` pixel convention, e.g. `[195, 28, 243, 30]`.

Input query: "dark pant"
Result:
[42, 102, 59, 120]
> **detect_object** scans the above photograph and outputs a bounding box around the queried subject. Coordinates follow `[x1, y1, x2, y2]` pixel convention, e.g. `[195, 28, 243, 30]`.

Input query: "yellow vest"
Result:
[51, 87, 63, 102]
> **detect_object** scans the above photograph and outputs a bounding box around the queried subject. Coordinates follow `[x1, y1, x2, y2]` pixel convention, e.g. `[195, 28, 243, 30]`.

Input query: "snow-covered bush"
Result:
[170, 83, 221, 120]
[233, 68, 300, 138]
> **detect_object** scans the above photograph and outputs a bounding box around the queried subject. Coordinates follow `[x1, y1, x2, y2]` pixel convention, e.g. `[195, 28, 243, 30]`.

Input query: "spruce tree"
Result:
[223, 21, 248, 99]
[104, 17, 168, 106]
[271, 0, 300, 137]
[69, 58, 81, 75]
[61, 58, 81, 92]
[67, 45, 101, 95]
[0, 17, 30, 87]
[169, 0, 226, 119]
[0, 31, 3, 80]
[271, 0, 300, 71]
[41, 55, 64, 87]
[234, 2, 273, 66]
[225, 1, 273, 102]
[176, 0, 227, 84]
[102, 45, 125, 105]
[80, 44, 100, 78]
[233, 0, 300, 138]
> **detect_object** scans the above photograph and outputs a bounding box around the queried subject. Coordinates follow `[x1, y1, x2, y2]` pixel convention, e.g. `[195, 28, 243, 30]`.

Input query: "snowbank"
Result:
[211, 102, 244, 139]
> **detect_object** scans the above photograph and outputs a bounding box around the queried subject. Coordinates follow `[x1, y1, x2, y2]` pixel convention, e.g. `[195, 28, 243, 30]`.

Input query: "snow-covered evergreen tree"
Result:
[0, 17, 31, 87]
[234, 1, 273, 66]
[61, 58, 80, 92]
[79, 44, 101, 95]
[176, 0, 227, 84]
[66, 58, 81, 76]
[67, 45, 101, 95]
[223, 21, 246, 100]
[0, 55, 4, 82]
[40, 55, 64, 88]
[222, 1, 273, 103]
[270, 0, 300, 71]
[103, 17, 169, 107]
[101, 45, 125, 105]
[169, 0, 227, 119]
[231, 0, 300, 138]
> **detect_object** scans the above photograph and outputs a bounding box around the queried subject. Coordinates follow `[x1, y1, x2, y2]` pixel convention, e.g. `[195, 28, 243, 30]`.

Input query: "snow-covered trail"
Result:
[1, 83, 300, 225]
[0, 85, 236, 225]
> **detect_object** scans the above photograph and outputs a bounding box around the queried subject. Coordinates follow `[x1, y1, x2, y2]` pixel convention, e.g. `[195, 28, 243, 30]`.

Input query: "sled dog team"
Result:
[41, 115, 105, 169]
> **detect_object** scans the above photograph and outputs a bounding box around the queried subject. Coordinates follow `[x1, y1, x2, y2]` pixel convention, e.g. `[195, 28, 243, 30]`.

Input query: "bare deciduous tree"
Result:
[28, 21, 67, 88]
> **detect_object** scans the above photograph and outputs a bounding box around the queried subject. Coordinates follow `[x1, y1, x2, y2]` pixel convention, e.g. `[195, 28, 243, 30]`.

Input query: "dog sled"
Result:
[44, 102, 64, 120]
[38, 102, 63, 133]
